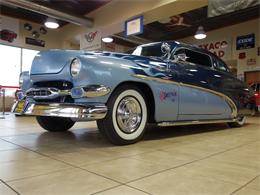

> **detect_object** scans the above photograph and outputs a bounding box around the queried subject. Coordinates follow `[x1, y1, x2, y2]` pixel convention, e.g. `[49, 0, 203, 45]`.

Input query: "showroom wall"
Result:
[179, 18, 260, 79]
[0, 15, 62, 50]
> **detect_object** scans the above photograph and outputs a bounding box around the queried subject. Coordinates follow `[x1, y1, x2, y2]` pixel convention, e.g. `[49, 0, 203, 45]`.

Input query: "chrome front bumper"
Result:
[12, 100, 107, 120]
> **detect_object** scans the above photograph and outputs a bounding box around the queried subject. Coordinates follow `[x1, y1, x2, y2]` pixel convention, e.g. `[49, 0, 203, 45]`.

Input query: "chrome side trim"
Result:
[133, 74, 238, 118]
[26, 88, 70, 100]
[71, 85, 110, 98]
[26, 85, 110, 100]
[12, 101, 107, 120]
[158, 119, 237, 127]
[84, 85, 111, 97]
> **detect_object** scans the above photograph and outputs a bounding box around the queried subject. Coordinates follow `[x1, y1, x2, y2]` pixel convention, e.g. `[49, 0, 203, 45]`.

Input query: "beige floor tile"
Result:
[83, 157, 169, 183]
[246, 176, 260, 191]
[53, 150, 120, 166]
[0, 148, 44, 163]
[181, 158, 258, 185]
[8, 168, 118, 195]
[233, 187, 260, 195]
[0, 156, 71, 181]
[130, 150, 195, 168]
[0, 183, 17, 195]
[96, 185, 148, 195]
[0, 139, 20, 151]
[129, 168, 240, 195]
[160, 141, 223, 159]
[210, 149, 260, 172]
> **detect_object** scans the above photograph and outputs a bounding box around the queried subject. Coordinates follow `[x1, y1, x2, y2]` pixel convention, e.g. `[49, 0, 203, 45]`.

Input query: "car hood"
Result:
[84, 51, 167, 69]
[31, 50, 84, 75]
[30, 50, 167, 75]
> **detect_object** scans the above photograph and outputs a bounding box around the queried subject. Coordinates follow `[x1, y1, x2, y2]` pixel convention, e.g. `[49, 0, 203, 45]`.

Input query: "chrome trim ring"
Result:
[116, 96, 142, 134]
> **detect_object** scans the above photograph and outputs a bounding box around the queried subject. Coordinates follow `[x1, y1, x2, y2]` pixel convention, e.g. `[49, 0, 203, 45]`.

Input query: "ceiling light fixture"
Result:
[194, 26, 207, 39]
[44, 18, 59, 29]
[102, 37, 113, 43]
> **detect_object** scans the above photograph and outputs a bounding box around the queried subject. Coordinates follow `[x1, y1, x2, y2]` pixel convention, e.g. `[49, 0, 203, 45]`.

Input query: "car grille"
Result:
[33, 80, 73, 90]
[30, 81, 74, 103]
[27, 89, 52, 97]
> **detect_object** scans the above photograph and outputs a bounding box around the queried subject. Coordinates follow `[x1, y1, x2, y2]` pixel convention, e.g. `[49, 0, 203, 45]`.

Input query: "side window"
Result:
[185, 49, 212, 67]
[215, 59, 228, 72]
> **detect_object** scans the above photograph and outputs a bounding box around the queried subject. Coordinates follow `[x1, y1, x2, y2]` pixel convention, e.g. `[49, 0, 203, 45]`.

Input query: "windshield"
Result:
[128, 43, 166, 57]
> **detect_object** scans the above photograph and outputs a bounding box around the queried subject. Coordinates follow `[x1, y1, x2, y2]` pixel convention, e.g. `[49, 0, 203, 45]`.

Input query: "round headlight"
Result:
[70, 58, 81, 77]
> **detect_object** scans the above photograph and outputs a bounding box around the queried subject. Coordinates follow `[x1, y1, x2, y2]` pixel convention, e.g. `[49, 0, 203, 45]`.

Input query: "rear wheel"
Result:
[97, 85, 148, 145]
[228, 116, 246, 128]
[36, 116, 75, 132]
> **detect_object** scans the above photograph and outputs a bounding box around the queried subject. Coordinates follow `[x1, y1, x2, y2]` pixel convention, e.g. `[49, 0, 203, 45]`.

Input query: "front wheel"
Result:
[228, 116, 246, 128]
[36, 116, 75, 132]
[97, 85, 148, 145]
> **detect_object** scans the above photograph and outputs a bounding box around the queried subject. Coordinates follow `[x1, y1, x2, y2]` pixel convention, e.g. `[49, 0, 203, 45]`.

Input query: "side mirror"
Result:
[161, 42, 171, 60]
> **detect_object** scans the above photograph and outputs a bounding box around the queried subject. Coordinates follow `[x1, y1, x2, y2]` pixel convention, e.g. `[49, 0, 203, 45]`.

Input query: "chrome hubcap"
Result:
[116, 96, 142, 133]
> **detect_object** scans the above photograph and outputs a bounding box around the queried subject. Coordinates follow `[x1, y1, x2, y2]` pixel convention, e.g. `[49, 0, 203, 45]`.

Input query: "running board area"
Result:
[158, 119, 237, 127]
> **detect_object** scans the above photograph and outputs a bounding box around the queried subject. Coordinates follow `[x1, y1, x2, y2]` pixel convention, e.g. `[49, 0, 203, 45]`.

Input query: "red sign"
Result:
[239, 52, 246, 59]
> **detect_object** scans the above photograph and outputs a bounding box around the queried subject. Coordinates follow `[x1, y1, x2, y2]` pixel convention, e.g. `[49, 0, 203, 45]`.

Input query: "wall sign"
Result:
[25, 37, 45, 47]
[247, 58, 256, 66]
[0, 15, 19, 45]
[80, 30, 101, 51]
[198, 39, 231, 60]
[236, 33, 255, 50]
[125, 16, 143, 36]
[238, 52, 246, 59]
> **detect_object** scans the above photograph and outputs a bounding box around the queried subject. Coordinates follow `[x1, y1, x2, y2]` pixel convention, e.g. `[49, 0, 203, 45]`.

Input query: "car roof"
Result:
[139, 41, 216, 58]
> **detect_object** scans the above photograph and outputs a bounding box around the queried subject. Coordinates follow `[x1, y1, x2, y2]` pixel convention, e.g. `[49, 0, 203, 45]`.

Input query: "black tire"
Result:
[228, 116, 246, 128]
[36, 116, 75, 132]
[97, 85, 148, 145]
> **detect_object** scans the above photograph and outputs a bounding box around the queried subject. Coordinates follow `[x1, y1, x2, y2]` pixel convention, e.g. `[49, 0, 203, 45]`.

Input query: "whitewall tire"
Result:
[97, 85, 148, 145]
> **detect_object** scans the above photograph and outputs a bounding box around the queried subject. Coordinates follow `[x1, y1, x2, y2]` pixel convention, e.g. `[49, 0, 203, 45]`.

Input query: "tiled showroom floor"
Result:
[0, 114, 259, 195]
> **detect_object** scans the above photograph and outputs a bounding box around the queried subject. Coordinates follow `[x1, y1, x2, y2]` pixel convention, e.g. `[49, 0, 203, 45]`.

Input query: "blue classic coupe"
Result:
[12, 41, 255, 145]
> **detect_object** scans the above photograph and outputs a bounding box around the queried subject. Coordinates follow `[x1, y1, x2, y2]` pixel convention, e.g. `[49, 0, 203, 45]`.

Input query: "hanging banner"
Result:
[80, 30, 101, 51]
[208, 0, 259, 17]
[236, 33, 255, 50]
[0, 15, 19, 45]
[198, 39, 232, 60]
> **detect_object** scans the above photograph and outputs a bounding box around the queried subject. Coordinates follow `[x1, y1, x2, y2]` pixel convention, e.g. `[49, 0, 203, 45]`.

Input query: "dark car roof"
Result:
[139, 41, 217, 59]
[173, 41, 217, 58]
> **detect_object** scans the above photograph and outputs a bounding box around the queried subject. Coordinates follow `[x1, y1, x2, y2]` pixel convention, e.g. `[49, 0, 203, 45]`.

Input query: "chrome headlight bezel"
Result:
[70, 58, 81, 77]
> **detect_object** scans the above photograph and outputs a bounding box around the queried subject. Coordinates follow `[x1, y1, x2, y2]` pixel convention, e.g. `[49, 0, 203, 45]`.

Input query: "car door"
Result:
[169, 47, 230, 121]
[209, 56, 253, 116]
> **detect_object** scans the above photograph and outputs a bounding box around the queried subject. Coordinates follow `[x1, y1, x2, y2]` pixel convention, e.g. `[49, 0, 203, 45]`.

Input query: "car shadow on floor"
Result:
[143, 122, 251, 141]
[34, 122, 250, 151]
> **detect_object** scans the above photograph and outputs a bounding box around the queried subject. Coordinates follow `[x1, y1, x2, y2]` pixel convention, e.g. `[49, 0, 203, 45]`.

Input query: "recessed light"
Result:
[44, 18, 59, 29]
[194, 26, 207, 39]
[102, 37, 113, 43]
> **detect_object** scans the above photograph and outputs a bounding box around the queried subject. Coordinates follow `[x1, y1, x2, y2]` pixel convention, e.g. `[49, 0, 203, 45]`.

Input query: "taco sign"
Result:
[199, 39, 231, 60]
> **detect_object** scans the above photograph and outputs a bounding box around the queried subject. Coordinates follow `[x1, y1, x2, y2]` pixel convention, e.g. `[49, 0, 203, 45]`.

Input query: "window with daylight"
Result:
[0, 44, 21, 87]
